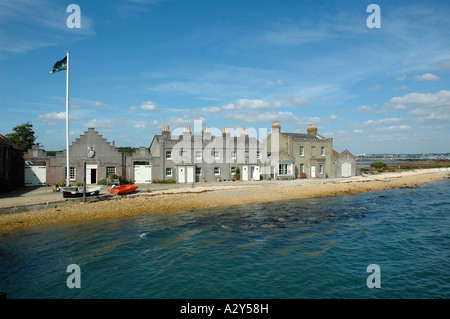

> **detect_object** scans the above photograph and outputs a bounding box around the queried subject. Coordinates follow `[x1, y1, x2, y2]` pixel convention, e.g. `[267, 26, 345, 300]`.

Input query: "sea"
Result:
[0, 179, 448, 299]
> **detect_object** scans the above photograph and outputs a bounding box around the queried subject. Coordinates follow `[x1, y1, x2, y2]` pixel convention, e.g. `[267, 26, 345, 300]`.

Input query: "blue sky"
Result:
[1, 0, 449, 154]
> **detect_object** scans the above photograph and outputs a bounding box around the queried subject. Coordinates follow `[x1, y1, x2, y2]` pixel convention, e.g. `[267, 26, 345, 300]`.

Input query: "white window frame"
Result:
[300, 146, 304, 157]
[214, 151, 220, 160]
[165, 151, 172, 159]
[214, 167, 220, 175]
[278, 164, 292, 176]
[300, 163, 304, 173]
[231, 167, 236, 175]
[321, 147, 325, 156]
[195, 151, 202, 160]
[106, 166, 116, 176]
[65, 167, 76, 181]
[231, 151, 237, 160]
[319, 164, 324, 174]
[165, 168, 172, 177]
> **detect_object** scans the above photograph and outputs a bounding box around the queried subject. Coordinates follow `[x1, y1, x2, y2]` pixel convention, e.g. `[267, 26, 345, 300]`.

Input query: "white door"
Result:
[341, 163, 352, 177]
[134, 165, 152, 183]
[178, 167, 185, 183]
[311, 165, 316, 178]
[187, 166, 194, 183]
[25, 165, 46, 186]
[242, 165, 249, 181]
[86, 164, 98, 184]
[252, 166, 260, 181]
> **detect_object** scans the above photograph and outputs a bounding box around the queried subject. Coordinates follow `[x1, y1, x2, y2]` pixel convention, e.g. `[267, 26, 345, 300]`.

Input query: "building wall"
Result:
[0, 134, 24, 191]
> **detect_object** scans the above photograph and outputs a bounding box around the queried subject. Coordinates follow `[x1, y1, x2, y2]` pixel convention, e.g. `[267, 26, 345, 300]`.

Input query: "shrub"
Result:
[300, 172, 307, 179]
[370, 162, 388, 169]
[235, 167, 241, 181]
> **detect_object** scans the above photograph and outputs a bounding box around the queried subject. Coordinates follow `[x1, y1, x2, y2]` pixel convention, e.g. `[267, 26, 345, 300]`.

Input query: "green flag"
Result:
[50, 56, 67, 73]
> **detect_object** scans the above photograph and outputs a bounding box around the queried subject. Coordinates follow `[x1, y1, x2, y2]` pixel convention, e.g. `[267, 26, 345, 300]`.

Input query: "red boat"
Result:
[108, 184, 139, 194]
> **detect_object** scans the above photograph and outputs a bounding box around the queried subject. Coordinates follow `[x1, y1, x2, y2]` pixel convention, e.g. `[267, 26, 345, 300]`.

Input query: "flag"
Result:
[50, 56, 67, 74]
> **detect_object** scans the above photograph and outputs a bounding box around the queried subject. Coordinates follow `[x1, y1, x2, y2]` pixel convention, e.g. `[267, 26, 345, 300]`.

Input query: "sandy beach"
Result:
[0, 169, 448, 233]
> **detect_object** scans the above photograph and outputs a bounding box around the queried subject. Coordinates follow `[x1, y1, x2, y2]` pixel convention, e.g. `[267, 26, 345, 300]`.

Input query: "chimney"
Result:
[307, 124, 318, 136]
[203, 126, 211, 137]
[272, 121, 281, 134]
[183, 126, 191, 136]
[240, 127, 248, 137]
[162, 125, 170, 136]
[222, 127, 230, 138]
[112, 140, 115, 147]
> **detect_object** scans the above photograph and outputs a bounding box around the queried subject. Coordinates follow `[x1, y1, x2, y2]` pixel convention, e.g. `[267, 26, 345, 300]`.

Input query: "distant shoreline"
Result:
[0, 169, 448, 233]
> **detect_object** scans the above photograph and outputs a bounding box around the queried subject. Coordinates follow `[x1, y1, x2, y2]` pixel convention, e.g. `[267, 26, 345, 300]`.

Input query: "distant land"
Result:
[356, 153, 450, 161]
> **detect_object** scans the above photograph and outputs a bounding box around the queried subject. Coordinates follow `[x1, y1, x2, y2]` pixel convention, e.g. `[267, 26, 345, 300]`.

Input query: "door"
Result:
[311, 165, 316, 178]
[25, 165, 46, 186]
[86, 164, 98, 184]
[252, 166, 260, 181]
[341, 163, 352, 177]
[242, 165, 249, 181]
[178, 166, 185, 183]
[187, 166, 194, 183]
[134, 165, 152, 183]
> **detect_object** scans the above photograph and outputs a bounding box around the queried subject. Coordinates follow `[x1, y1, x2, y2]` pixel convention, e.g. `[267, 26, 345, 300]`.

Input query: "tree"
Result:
[5, 122, 37, 151]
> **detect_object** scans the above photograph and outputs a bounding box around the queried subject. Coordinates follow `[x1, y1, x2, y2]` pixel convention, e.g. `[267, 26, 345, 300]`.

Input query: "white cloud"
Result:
[369, 84, 381, 91]
[396, 75, 407, 82]
[390, 90, 450, 107]
[413, 73, 440, 81]
[139, 101, 158, 111]
[133, 123, 146, 129]
[201, 99, 283, 114]
[357, 105, 372, 112]
[129, 106, 137, 111]
[284, 96, 311, 107]
[374, 125, 413, 132]
[361, 118, 402, 127]
[37, 111, 77, 126]
[84, 119, 122, 129]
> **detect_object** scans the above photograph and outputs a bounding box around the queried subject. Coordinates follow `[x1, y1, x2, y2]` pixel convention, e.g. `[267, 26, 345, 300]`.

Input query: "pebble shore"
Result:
[0, 169, 448, 233]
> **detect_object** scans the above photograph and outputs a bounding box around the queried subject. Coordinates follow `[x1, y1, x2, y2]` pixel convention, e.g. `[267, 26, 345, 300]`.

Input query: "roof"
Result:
[0, 134, 24, 151]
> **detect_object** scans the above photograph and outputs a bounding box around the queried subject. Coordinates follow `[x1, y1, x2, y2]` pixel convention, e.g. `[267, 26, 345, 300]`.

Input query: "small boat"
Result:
[60, 186, 103, 198]
[108, 184, 139, 194]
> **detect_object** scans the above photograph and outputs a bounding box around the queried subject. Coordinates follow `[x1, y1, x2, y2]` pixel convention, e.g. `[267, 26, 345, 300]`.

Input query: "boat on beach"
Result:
[108, 184, 139, 194]
[59, 186, 103, 198]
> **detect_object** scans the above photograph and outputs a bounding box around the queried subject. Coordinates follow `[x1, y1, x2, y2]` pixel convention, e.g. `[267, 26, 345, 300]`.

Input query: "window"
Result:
[319, 164, 324, 174]
[231, 151, 237, 160]
[214, 167, 220, 175]
[106, 166, 116, 177]
[165, 151, 172, 159]
[300, 164, 304, 173]
[231, 167, 236, 175]
[65, 167, 76, 181]
[300, 146, 304, 157]
[196, 167, 202, 175]
[311, 146, 316, 157]
[196, 151, 202, 160]
[165, 168, 172, 177]
[321, 147, 325, 156]
[214, 151, 220, 159]
[278, 164, 292, 175]
[256, 151, 261, 159]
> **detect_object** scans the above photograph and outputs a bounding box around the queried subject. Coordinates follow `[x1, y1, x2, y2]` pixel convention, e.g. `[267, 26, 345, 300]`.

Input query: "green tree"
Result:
[5, 122, 37, 151]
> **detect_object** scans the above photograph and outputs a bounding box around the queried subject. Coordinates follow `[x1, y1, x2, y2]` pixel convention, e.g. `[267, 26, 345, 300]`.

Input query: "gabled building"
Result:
[266, 121, 355, 179]
[24, 128, 153, 186]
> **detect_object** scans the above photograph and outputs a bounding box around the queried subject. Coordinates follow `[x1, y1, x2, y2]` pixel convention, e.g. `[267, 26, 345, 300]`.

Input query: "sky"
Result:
[0, 0, 449, 154]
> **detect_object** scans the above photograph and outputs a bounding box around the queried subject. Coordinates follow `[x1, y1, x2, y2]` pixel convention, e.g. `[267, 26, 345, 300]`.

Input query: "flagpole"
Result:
[66, 51, 70, 187]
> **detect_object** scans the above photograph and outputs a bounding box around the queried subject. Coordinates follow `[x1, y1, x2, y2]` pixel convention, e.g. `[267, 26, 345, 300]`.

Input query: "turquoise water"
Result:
[0, 180, 449, 299]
